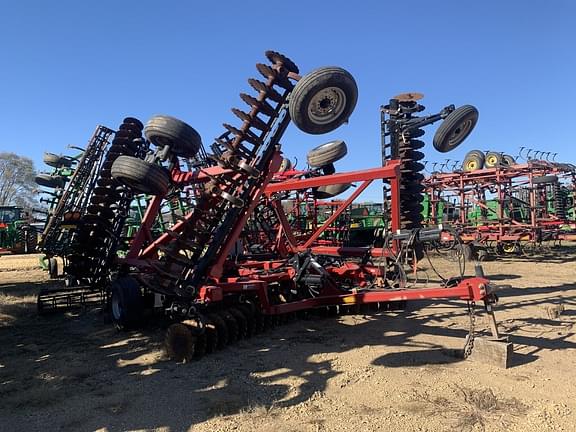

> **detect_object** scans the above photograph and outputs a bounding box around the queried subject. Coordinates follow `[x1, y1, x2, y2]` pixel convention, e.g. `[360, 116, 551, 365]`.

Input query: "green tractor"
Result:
[0, 206, 37, 255]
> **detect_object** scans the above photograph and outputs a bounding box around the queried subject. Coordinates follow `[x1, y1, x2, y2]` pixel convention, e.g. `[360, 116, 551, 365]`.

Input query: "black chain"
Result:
[463, 300, 476, 358]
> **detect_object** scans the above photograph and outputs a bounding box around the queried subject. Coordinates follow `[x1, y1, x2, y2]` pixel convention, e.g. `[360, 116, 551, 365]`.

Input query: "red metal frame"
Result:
[117, 152, 495, 316]
[423, 160, 576, 249]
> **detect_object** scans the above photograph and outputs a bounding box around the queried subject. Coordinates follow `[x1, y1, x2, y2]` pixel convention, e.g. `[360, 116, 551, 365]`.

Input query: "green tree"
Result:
[0, 152, 37, 207]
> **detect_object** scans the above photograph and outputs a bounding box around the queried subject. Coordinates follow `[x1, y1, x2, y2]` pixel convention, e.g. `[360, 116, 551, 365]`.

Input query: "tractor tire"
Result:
[289, 67, 358, 135]
[35, 173, 65, 189]
[13, 226, 37, 254]
[111, 156, 170, 195]
[110, 277, 144, 331]
[433, 105, 479, 153]
[313, 183, 352, 199]
[144, 115, 202, 158]
[462, 153, 484, 171]
[307, 140, 348, 167]
[532, 175, 558, 185]
[43, 152, 73, 168]
[484, 152, 503, 168]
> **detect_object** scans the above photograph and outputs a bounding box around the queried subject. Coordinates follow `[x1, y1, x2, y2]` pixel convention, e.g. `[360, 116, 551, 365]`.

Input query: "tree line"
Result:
[0, 152, 38, 208]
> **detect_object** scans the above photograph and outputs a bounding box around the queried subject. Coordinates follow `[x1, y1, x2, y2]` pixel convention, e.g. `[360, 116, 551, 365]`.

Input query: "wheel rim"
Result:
[487, 155, 498, 166]
[307, 87, 347, 125]
[466, 160, 477, 170]
[111, 293, 122, 320]
[503, 243, 515, 253]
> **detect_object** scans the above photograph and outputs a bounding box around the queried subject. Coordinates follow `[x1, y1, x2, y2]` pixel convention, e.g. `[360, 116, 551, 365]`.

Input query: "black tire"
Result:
[278, 158, 293, 173]
[289, 67, 358, 135]
[43, 152, 73, 168]
[476, 249, 488, 261]
[502, 154, 516, 166]
[143, 115, 202, 158]
[433, 105, 479, 153]
[111, 156, 170, 195]
[532, 175, 558, 185]
[313, 183, 352, 199]
[307, 140, 348, 167]
[110, 277, 144, 331]
[35, 173, 65, 189]
[460, 244, 473, 261]
[465, 149, 484, 159]
[48, 257, 58, 278]
[13, 226, 37, 254]
[462, 154, 484, 172]
[484, 151, 503, 168]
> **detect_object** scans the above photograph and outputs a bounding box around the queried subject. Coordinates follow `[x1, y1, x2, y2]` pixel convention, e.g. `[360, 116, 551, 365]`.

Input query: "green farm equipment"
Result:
[0, 206, 37, 254]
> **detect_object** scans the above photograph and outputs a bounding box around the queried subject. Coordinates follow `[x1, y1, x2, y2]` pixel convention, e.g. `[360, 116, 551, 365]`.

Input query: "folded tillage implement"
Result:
[423, 151, 576, 258]
[38, 52, 502, 362]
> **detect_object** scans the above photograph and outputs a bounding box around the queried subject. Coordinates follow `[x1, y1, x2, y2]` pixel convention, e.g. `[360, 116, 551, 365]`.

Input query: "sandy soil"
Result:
[0, 251, 575, 432]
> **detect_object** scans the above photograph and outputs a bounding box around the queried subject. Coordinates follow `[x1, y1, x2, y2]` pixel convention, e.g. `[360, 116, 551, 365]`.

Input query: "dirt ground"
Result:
[1, 250, 575, 432]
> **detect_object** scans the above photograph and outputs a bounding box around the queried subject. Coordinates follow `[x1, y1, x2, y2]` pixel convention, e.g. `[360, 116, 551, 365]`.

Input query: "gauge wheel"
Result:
[289, 67, 358, 135]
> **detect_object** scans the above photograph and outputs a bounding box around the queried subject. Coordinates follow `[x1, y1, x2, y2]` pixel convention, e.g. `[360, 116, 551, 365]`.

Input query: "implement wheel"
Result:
[110, 277, 144, 330]
[532, 175, 558, 185]
[35, 173, 65, 189]
[111, 156, 170, 195]
[313, 183, 352, 199]
[289, 67, 358, 135]
[433, 105, 479, 153]
[462, 153, 484, 172]
[43, 152, 73, 168]
[502, 154, 516, 166]
[48, 257, 58, 278]
[144, 115, 202, 158]
[307, 140, 348, 167]
[484, 151, 503, 168]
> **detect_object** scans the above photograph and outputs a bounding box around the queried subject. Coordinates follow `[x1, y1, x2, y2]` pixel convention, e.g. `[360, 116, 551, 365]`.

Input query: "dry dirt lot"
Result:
[0, 250, 575, 432]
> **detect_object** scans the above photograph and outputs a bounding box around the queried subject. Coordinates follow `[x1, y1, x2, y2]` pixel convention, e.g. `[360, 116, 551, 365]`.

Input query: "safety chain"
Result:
[463, 300, 476, 358]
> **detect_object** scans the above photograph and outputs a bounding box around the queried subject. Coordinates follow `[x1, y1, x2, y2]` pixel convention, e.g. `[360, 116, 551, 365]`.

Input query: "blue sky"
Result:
[1, 0, 574, 201]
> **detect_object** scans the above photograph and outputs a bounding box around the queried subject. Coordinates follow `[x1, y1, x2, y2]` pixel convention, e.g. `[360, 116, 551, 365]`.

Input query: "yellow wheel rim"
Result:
[487, 156, 497, 166]
[503, 243, 515, 253]
[465, 160, 478, 171]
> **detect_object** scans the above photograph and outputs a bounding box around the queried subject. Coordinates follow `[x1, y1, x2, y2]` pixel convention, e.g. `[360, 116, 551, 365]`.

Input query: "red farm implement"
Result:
[37, 52, 504, 362]
[423, 155, 576, 259]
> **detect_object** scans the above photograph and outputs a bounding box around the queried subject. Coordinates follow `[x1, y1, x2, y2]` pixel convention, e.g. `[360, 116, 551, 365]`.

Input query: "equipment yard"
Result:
[1, 3, 575, 429]
[1, 251, 575, 432]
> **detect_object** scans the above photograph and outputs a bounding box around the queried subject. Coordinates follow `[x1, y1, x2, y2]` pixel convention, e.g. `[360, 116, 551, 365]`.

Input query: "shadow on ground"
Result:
[1, 277, 575, 431]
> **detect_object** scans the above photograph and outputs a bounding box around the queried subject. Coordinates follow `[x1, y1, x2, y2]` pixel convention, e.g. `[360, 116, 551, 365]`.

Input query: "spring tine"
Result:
[239, 93, 275, 117]
[551, 152, 558, 161]
[248, 78, 283, 103]
[518, 146, 525, 160]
